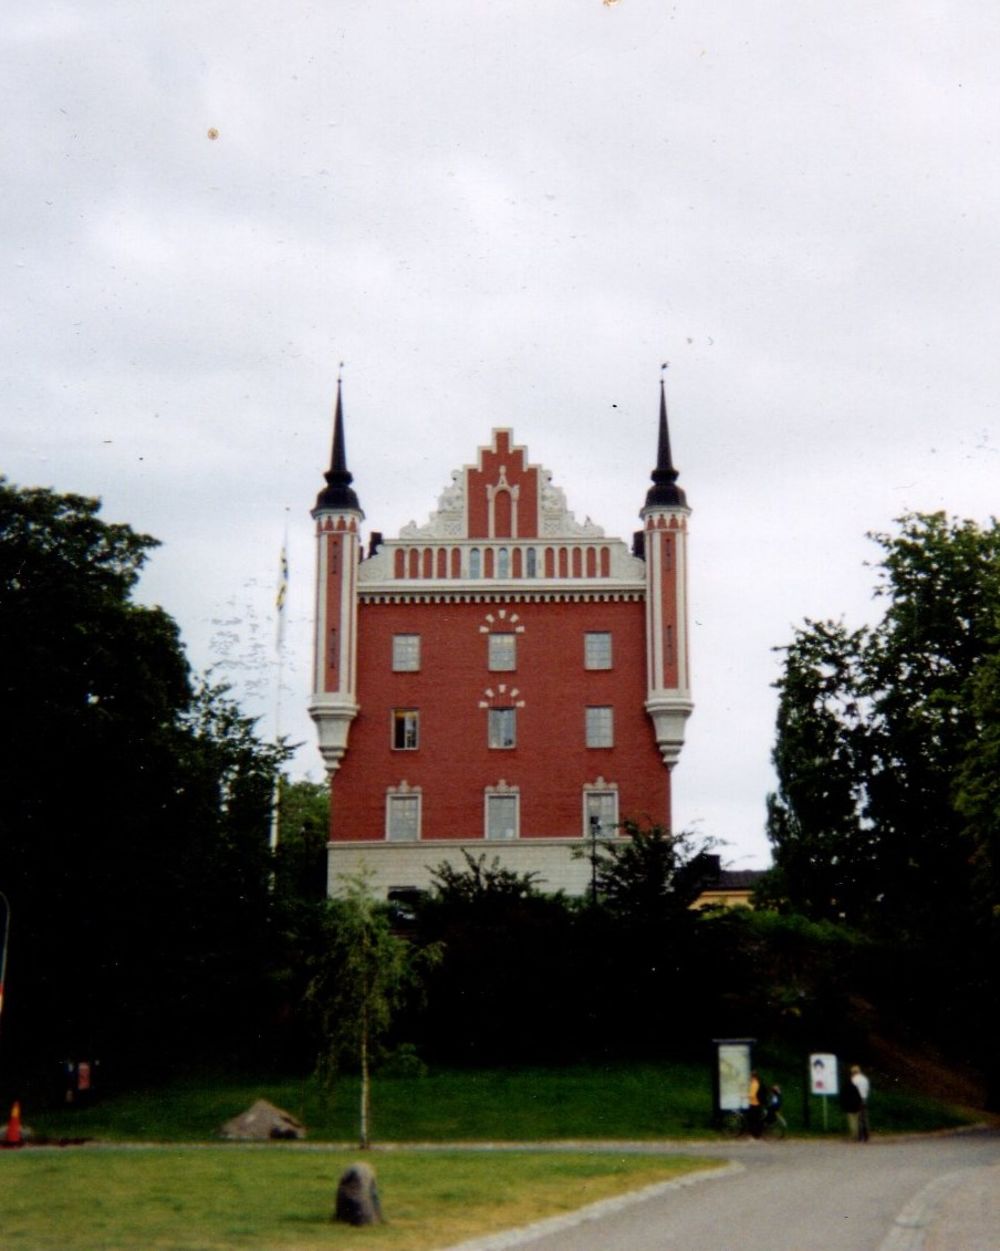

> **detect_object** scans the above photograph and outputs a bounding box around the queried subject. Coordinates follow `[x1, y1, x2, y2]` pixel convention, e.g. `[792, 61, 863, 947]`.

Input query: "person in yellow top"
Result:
[748, 1069, 765, 1139]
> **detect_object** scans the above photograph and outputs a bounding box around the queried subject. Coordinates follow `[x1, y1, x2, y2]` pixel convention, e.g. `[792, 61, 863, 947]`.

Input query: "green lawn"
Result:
[26, 1061, 972, 1146]
[0, 1147, 717, 1251]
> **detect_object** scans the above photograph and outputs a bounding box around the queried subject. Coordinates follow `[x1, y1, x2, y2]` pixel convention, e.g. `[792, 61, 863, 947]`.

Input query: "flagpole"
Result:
[270, 516, 290, 853]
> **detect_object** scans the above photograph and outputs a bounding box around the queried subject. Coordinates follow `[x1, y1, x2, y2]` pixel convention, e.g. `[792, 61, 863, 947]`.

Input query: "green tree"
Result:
[764, 620, 875, 924]
[768, 512, 1000, 939]
[766, 511, 1000, 1088]
[305, 874, 439, 1147]
[0, 480, 288, 1079]
[414, 853, 577, 1064]
[588, 820, 719, 921]
[273, 780, 330, 905]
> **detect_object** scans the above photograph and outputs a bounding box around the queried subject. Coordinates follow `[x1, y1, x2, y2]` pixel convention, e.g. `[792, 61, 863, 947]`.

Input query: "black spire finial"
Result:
[644, 368, 687, 509]
[314, 376, 362, 513]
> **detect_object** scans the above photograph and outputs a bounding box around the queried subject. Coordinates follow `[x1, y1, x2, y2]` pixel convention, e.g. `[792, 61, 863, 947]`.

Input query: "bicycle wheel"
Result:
[721, 1111, 744, 1138]
[763, 1113, 786, 1141]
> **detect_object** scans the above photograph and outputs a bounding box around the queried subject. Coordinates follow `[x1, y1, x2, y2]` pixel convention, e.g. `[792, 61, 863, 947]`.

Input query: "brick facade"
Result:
[310, 386, 692, 898]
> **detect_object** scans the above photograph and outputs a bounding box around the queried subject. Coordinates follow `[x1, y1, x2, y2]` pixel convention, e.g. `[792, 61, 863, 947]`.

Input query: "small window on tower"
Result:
[393, 634, 421, 671]
[392, 709, 420, 750]
[585, 631, 612, 669]
[488, 707, 516, 749]
[488, 633, 516, 671]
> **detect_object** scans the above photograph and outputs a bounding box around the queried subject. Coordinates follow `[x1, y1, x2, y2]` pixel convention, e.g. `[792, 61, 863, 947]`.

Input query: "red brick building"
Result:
[309, 380, 692, 897]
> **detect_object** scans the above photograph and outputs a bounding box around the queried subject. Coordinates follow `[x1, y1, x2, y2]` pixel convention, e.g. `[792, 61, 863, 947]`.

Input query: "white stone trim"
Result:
[327, 837, 599, 899]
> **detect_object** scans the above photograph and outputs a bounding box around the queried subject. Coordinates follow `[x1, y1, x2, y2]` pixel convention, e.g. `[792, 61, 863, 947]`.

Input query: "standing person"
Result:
[748, 1070, 766, 1139]
[851, 1065, 870, 1141]
[842, 1071, 862, 1139]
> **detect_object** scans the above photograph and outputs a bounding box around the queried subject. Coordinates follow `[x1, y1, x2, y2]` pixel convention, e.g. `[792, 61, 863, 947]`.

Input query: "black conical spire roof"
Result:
[314, 379, 362, 513]
[644, 375, 687, 509]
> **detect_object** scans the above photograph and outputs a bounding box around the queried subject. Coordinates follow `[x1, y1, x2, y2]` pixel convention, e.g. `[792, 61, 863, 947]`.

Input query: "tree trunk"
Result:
[359, 1007, 370, 1149]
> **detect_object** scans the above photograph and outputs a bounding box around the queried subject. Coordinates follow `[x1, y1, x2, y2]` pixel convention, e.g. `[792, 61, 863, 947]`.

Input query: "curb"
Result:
[437, 1161, 744, 1251]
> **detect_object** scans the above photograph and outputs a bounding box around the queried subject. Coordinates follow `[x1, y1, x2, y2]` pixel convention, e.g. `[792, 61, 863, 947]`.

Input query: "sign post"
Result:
[808, 1052, 839, 1130]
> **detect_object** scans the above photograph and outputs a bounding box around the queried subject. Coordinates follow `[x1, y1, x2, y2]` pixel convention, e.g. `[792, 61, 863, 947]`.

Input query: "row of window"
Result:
[393, 545, 614, 581]
[392, 630, 613, 672]
[392, 705, 615, 750]
[385, 789, 619, 841]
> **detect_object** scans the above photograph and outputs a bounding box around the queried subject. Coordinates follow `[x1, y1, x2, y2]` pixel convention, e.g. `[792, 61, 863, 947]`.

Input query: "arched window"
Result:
[469, 548, 481, 578]
[497, 547, 510, 578]
[526, 548, 537, 577]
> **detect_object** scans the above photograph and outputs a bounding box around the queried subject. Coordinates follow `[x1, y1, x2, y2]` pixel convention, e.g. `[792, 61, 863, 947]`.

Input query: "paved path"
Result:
[440, 1130, 1000, 1251]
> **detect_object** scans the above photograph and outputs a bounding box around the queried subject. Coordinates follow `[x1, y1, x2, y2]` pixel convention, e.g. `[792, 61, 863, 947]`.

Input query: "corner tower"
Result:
[641, 374, 693, 771]
[309, 379, 364, 774]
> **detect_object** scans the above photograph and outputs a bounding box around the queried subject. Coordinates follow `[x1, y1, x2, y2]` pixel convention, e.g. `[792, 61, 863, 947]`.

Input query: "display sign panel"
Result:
[717, 1042, 752, 1111]
[809, 1052, 839, 1095]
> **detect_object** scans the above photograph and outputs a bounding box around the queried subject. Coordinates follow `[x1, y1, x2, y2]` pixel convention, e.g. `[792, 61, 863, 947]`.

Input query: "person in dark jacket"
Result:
[842, 1070, 863, 1140]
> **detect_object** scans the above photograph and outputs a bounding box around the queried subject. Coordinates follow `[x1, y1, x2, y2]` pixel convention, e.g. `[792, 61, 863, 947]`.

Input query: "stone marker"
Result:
[334, 1162, 382, 1226]
[219, 1098, 305, 1140]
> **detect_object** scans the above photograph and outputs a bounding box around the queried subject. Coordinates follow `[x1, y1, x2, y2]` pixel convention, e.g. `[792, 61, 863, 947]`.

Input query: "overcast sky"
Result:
[4, 2, 999, 868]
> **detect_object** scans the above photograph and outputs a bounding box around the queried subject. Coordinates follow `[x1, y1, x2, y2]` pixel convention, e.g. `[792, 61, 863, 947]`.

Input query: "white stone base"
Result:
[327, 838, 597, 899]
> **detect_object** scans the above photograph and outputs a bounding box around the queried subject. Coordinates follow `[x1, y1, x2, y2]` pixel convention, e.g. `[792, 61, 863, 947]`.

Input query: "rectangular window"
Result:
[585, 631, 612, 669]
[585, 790, 618, 837]
[488, 632, 516, 671]
[586, 706, 614, 748]
[392, 634, 421, 671]
[386, 795, 420, 841]
[392, 709, 419, 750]
[486, 793, 518, 840]
[488, 707, 516, 748]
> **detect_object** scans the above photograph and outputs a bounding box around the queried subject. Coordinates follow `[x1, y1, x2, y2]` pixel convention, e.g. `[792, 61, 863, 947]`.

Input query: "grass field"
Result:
[0, 1147, 718, 1251]
[25, 1061, 975, 1146]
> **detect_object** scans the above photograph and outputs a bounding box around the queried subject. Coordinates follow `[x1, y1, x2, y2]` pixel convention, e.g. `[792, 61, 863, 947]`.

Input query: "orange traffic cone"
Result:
[4, 1101, 23, 1147]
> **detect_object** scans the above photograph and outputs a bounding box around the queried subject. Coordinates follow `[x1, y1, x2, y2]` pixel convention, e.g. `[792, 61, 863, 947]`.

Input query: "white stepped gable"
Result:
[396, 461, 606, 542]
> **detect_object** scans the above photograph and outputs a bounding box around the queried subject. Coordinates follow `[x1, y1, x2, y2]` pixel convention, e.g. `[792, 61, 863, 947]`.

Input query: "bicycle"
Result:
[720, 1106, 787, 1140]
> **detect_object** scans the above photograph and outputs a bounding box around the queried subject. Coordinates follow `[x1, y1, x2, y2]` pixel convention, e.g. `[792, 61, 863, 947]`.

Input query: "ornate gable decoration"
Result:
[399, 429, 603, 542]
[399, 470, 466, 540]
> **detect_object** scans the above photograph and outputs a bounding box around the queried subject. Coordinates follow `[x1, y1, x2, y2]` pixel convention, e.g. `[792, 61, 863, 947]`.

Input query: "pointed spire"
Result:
[314, 376, 362, 514]
[644, 369, 687, 509]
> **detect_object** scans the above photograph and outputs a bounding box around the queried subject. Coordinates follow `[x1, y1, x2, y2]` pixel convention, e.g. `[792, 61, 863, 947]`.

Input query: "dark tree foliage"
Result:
[766, 512, 1000, 1088]
[412, 853, 580, 1064]
[768, 512, 1000, 940]
[0, 480, 288, 1087]
[589, 821, 719, 921]
[410, 836, 729, 1065]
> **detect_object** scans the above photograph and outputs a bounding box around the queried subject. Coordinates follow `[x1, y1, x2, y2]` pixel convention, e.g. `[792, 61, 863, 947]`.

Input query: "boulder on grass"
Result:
[334, 1162, 382, 1225]
[220, 1099, 305, 1141]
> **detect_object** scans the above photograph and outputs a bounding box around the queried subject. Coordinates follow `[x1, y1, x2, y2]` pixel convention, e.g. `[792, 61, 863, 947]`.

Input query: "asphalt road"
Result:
[447, 1130, 1000, 1251]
